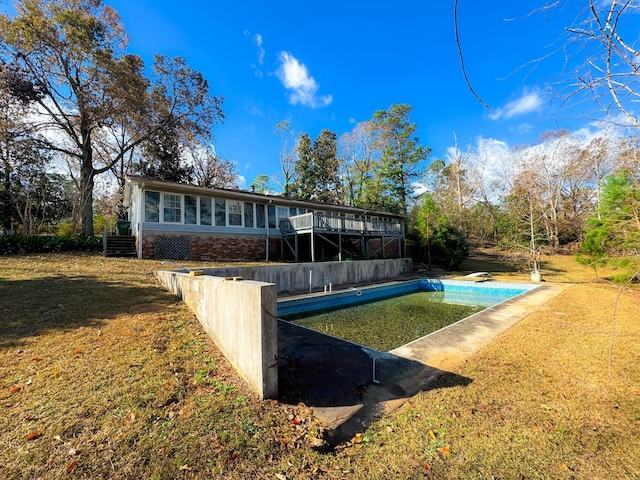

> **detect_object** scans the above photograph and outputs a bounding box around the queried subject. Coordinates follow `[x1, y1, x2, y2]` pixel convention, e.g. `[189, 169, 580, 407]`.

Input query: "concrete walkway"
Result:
[277, 282, 570, 446]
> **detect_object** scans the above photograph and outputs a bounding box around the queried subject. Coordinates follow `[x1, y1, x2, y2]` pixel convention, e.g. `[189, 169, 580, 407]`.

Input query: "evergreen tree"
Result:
[293, 133, 314, 199]
[293, 129, 341, 203]
[582, 171, 640, 259]
[311, 129, 341, 204]
[373, 104, 430, 215]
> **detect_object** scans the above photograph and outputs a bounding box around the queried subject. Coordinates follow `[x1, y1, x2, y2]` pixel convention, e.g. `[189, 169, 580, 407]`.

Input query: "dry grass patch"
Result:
[0, 254, 326, 479]
[0, 251, 638, 479]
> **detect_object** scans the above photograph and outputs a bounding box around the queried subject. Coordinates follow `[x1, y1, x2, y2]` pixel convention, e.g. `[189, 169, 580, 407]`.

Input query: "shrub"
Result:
[0, 235, 102, 255]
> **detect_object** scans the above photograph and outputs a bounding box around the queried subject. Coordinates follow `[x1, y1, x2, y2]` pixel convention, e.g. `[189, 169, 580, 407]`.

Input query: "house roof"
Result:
[125, 175, 403, 219]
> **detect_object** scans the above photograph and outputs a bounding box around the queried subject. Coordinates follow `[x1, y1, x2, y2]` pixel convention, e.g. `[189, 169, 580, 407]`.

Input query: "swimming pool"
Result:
[277, 278, 538, 318]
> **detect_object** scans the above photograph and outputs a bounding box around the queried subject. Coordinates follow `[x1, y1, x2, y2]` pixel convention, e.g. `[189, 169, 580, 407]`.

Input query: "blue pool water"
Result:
[277, 278, 537, 318]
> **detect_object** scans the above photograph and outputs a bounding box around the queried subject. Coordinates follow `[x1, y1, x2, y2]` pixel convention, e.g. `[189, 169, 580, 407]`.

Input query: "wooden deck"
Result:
[279, 213, 404, 262]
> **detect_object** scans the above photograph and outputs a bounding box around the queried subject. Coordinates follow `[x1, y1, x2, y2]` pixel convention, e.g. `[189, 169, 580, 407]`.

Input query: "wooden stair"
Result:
[104, 235, 137, 257]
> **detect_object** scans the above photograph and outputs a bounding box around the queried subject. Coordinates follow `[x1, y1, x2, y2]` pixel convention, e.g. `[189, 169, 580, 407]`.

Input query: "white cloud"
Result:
[246, 104, 263, 116]
[237, 175, 247, 189]
[245, 31, 265, 77]
[489, 89, 543, 121]
[276, 51, 333, 108]
[514, 123, 534, 134]
[253, 34, 265, 65]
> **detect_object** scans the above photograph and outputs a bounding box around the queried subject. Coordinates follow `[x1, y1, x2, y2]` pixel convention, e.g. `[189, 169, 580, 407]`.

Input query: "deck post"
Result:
[311, 226, 315, 262]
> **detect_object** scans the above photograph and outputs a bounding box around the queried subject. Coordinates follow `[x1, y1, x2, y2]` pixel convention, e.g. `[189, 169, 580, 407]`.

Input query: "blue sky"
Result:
[3, 1, 625, 190]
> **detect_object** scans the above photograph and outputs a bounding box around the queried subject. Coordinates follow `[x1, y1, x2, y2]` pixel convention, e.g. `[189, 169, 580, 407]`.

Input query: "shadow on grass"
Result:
[278, 320, 472, 447]
[0, 275, 171, 350]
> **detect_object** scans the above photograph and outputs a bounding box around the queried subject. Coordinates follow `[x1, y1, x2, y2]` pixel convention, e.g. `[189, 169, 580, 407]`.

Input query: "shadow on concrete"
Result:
[278, 320, 472, 447]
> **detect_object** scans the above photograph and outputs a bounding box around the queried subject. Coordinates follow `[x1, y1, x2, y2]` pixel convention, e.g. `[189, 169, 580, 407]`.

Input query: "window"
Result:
[144, 191, 160, 222]
[298, 208, 306, 215]
[200, 197, 212, 225]
[267, 205, 276, 229]
[290, 207, 297, 217]
[185, 195, 197, 224]
[163, 194, 181, 223]
[256, 204, 265, 228]
[215, 199, 226, 226]
[277, 206, 289, 223]
[228, 200, 242, 226]
[244, 202, 254, 228]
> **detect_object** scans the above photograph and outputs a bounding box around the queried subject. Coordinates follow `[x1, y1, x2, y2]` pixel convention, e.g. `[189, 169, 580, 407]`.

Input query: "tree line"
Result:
[259, 116, 639, 270]
[1, 0, 638, 273]
[0, 0, 236, 237]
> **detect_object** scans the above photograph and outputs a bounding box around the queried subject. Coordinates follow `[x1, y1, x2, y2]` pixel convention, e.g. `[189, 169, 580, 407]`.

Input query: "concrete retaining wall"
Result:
[198, 258, 413, 294]
[155, 271, 278, 399]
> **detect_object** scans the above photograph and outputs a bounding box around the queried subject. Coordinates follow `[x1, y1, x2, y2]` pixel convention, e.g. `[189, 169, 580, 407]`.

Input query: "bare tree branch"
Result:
[453, 0, 492, 111]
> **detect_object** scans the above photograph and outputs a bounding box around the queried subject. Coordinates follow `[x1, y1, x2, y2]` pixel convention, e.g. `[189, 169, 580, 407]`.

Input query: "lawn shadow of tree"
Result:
[0, 275, 174, 350]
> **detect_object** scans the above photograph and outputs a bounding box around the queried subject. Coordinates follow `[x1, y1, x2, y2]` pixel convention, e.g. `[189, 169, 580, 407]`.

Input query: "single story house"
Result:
[123, 175, 405, 262]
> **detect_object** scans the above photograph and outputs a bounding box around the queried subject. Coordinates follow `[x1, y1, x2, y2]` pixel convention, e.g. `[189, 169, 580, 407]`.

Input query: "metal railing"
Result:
[279, 212, 402, 235]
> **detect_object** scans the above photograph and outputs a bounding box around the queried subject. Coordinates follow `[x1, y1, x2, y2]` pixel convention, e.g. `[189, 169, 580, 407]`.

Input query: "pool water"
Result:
[284, 291, 484, 351]
[277, 279, 538, 352]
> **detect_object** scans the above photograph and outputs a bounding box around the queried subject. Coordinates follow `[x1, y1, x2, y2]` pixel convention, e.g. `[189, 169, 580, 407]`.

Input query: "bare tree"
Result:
[187, 143, 238, 189]
[275, 121, 297, 196]
[563, 0, 640, 132]
[455, 1, 640, 134]
[1, 1, 223, 236]
[338, 120, 380, 207]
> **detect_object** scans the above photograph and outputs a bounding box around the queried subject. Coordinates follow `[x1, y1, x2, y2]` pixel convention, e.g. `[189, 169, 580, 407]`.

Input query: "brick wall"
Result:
[364, 237, 401, 258]
[139, 232, 281, 261]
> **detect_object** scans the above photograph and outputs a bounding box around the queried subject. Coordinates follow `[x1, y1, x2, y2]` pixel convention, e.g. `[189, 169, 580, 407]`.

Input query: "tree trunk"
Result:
[79, 136, 95, 237]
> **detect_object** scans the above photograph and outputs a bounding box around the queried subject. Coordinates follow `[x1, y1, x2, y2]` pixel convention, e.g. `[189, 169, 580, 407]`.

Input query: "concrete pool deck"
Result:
[277, 282, 571, 446]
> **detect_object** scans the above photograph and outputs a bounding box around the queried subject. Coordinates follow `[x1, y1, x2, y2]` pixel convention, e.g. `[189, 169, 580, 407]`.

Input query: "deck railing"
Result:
[279, 212, 402, 235]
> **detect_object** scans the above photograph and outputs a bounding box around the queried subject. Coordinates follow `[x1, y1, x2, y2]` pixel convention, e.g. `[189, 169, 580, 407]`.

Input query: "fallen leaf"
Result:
[72, 349, 82, 355]
[275, 474, 287, 480]
[428, 430, 436, 440]
[124, 412, 136, 422]
[424, 463, 432, 470]
[66, 461, 77, 473]
[26, 431, 41, 441]
[32, 357, 42, 362]
[290, 418, 300, 425]
[179, 465, 191, 471]
[437, 447, 451, 456]
[10, 386, 21, 393]
[495, 414, 502, 421]
[353, 433, 363, 444]
[307, 436, 325, 448]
